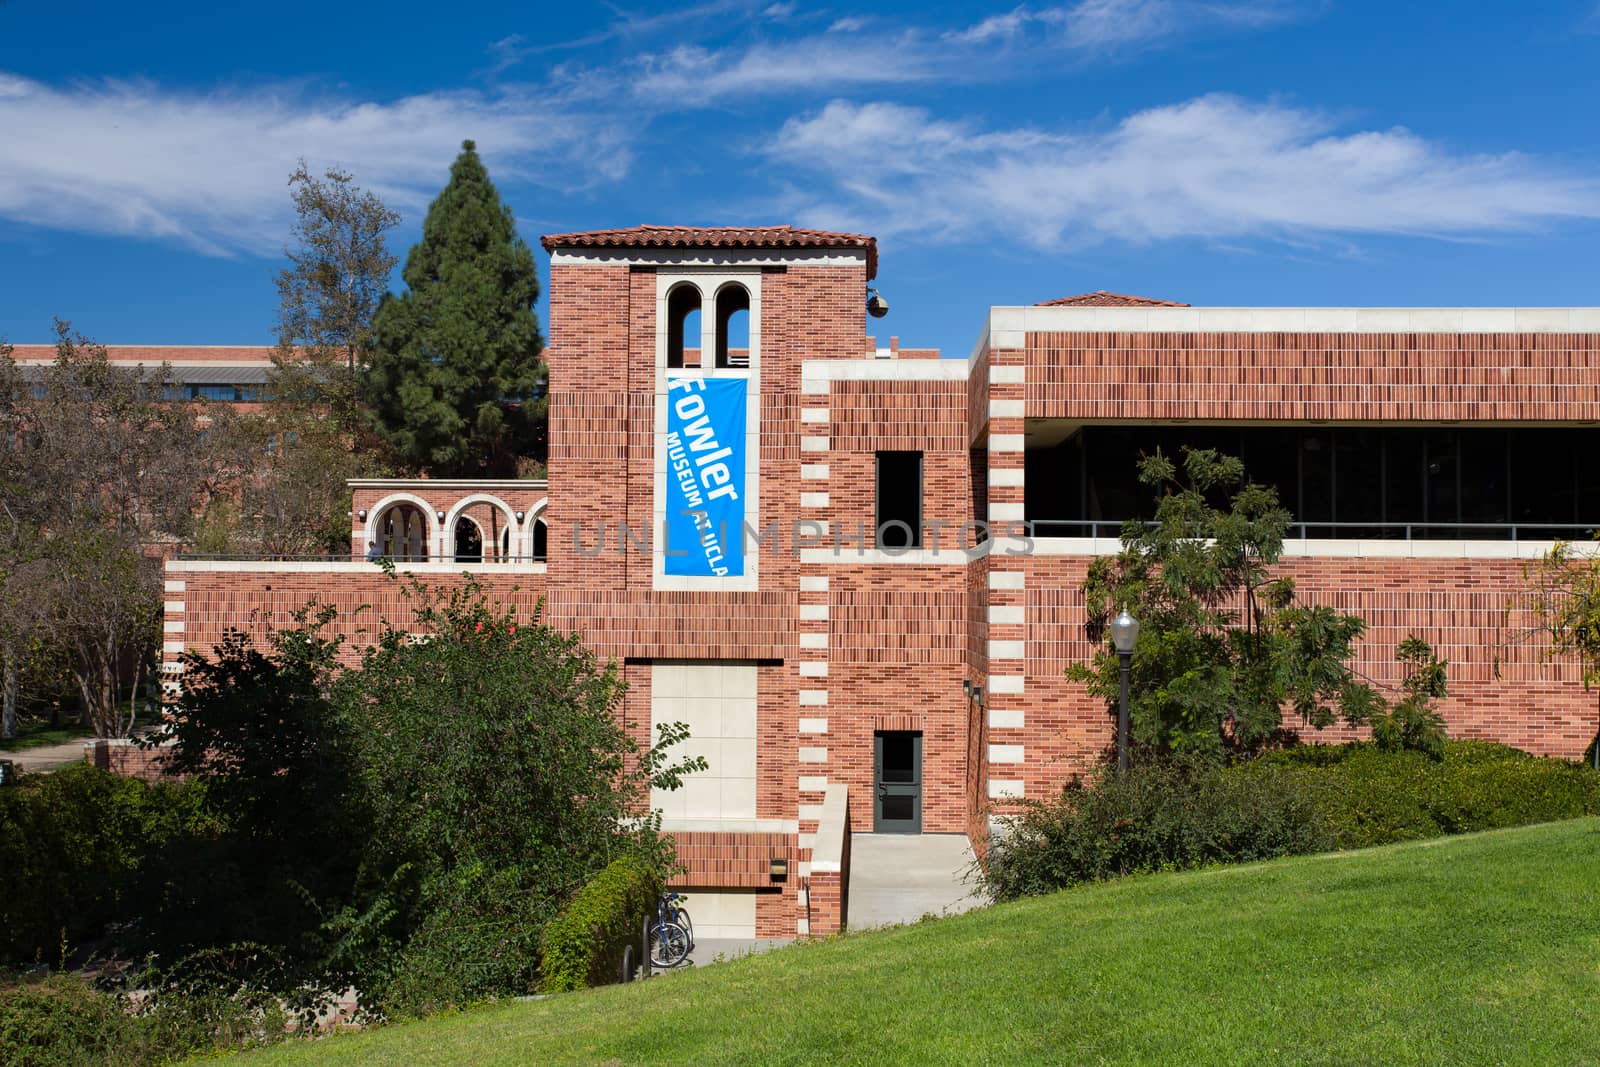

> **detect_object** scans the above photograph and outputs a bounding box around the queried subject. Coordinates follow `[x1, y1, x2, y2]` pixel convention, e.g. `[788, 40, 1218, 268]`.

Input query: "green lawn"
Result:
[243, 819, 1600, 1066]
[0, 720, 91, 752]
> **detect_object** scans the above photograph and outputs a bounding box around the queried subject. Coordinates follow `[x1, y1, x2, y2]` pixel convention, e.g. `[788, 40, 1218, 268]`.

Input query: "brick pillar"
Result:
[984, 334, 1028, 812]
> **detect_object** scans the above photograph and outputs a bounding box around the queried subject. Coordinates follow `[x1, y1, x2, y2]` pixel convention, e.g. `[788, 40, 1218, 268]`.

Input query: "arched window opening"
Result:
[716, 284, 750, 369]
[532, 517, 548, 563]
[500, 526, 511, 562]
[453, 518, 484, 563]
[667, 284, 703, 369]
[378, 503, 429, 562]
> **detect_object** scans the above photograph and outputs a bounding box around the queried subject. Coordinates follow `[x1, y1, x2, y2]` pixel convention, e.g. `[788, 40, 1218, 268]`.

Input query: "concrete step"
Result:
[847, 833, 986, 929]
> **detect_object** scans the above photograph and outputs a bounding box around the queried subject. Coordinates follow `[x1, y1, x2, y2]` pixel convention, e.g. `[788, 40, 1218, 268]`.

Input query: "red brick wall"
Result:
[1027, 331, 1600, 421]
[1014, 552, 1597, 797]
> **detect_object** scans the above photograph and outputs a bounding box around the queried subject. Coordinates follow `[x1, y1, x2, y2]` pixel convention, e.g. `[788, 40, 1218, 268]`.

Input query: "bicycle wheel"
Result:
[674, 907, 694, 950]
[648, 921, 691, 968]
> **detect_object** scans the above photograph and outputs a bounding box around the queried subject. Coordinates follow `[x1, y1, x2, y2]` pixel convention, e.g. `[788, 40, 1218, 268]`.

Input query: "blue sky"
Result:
[3, 1, 1600, 357]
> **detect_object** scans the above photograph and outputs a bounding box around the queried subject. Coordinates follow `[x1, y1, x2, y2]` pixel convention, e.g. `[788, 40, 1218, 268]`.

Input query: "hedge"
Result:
[983, 740, 1600, 901]
[540, 857, 660, 993]
[0, 765, 209, 967]
[1239, 739, 1600, 849]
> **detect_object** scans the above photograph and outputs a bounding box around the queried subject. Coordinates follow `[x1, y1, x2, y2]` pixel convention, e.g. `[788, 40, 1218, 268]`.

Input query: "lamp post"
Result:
[1108, 607, 1140, 773]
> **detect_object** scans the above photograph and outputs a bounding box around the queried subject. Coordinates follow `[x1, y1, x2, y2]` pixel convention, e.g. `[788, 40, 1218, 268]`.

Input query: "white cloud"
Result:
[767, 96, 1600, 248]
[627, 34, 938, 99]
[945, 0, 1305, 49]
[0, 73, 629, 255]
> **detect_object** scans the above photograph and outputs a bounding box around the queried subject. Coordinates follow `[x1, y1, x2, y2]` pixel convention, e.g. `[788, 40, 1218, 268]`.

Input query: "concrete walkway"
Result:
[0, 737, 91, 774]
[847, 833, 986, 929]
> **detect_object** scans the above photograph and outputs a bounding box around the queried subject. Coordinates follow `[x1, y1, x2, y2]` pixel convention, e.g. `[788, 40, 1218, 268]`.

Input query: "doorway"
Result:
[873, 731, 922, 833]
[453, 519, 483, 563]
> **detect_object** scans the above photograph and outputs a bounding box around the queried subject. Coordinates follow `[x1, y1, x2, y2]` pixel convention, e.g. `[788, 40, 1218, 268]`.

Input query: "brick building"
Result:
[162, 225, 1600, 939]
[11, 343, 280, 406]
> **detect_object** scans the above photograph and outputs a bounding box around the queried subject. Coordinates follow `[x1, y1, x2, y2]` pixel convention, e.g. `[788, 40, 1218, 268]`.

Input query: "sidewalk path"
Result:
[0, 737, 92, 773]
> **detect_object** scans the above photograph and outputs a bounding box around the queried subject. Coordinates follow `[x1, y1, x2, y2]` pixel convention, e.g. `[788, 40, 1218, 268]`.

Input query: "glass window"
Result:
[876, 451, 922, 549]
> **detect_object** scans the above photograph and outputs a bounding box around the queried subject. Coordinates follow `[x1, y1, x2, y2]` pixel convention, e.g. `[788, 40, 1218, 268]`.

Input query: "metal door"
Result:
[874, 731, 922, 833]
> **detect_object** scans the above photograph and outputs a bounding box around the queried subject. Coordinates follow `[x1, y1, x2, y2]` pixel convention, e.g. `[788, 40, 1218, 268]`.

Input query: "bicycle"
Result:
[648, 894, 692, 969]
[660, 891, 695, 951]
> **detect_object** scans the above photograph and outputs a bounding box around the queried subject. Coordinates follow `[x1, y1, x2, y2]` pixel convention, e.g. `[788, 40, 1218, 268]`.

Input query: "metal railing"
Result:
[173, 553, 548, 564]
[1026, 519, 1599, 542]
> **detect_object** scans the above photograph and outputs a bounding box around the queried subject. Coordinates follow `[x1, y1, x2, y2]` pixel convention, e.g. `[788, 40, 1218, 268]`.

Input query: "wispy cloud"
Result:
[625, 0, 1311, 101]
[945, 0, 1307, 50]
[767, 96, 1600, 247]
[0, 73, 628, 255]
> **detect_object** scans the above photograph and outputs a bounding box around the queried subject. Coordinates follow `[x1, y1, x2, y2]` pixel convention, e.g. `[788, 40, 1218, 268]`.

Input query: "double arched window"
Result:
[665, 281, 751, 370]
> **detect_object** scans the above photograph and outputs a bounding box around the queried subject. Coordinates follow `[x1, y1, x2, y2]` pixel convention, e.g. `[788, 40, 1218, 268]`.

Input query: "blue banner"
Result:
[664, 375, 747, 576]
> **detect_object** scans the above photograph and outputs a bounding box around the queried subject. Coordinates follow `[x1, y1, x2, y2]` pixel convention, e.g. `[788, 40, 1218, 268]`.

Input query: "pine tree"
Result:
[365, 141, 546, 476]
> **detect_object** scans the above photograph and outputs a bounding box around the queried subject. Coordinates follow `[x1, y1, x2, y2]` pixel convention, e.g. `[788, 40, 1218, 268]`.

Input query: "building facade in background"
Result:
[158, 226, 1600, 939]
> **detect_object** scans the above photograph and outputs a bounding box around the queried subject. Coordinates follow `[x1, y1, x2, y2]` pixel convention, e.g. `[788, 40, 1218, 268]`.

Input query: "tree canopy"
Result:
[1069, 447, 1409, 759]
[364, 141, 546, 477]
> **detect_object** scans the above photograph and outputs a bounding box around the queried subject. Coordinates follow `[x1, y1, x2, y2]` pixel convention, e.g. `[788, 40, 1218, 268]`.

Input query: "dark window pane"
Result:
[1299, 431, 1333, 533]
[1460, 430, 1509, 533]
[876, 452, 922, 548]
[881, 734, 915, 783]
[1385, 431, 1425, 535]
[1335, 428, 1384, 535]
[881, 794, 914, 821]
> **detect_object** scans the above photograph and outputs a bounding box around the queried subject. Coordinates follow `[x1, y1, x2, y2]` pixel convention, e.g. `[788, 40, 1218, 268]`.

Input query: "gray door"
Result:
[874, 731, 922, 833]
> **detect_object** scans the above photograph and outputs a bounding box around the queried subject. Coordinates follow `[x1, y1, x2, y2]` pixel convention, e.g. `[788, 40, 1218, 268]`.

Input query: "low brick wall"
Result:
[804, 783, 851, 936]
[84, 739, 179, 781]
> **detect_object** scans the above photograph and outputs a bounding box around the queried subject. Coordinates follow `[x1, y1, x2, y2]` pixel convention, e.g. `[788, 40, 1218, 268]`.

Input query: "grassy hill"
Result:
[243, 819, 1600, 1065]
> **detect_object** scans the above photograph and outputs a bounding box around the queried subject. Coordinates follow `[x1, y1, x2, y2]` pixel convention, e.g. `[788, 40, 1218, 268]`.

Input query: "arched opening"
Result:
[378, 503, 429, 562]
[532, 517, 548, 563]
[667, 284, 703, 369]
[500, 526, 511, 562]
[715, 283, 750, 369]
[453, 517, 484, 563]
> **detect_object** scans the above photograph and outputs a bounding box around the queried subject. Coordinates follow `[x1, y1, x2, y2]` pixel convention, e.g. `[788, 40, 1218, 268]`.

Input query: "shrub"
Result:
[1245, 740, 1600, 848]
[0, 975, 137, 1067]
[982, 741, 1600, 900]
[540, 858, 660, 993]
[981, 758, 1330, 901]
[0, 970, 285, 1067]
[0, 765, 208, 967]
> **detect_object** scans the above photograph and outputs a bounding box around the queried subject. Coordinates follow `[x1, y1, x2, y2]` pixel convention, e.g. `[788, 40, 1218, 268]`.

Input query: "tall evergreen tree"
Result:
[364, 141, 546, 476]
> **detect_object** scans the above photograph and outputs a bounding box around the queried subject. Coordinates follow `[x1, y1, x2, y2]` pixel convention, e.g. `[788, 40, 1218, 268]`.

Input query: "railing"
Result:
[172, 553, 548, 564]
[1027, 519, 1599, 542]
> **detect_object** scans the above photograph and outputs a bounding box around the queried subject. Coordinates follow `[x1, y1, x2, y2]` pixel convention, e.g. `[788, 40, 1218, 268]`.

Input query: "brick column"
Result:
[985, 331, 1028, 809]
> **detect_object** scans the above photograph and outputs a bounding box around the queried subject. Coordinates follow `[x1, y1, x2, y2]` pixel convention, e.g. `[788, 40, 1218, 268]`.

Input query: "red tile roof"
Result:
[1036, 291, 1189, 307]
[540, 225, 878, 278]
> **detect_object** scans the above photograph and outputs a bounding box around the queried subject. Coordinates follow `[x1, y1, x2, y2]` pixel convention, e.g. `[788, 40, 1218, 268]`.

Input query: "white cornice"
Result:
[982, 306, 1600, 345]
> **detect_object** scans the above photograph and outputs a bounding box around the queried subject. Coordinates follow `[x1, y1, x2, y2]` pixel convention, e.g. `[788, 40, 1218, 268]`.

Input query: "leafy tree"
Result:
[0, 324, 228, 735]
[364, 140, 546, 477]
[154, 607, 363, 964]
[1068, 447, 1387, 758]
[275, 160, 400, 375]
[1510, 538, 1600, 769]
[347, 576, 699, 1011]
[208, 162, 404, 557]
[1369, 636, 1448, 758]
[156, 576, 699, 1011]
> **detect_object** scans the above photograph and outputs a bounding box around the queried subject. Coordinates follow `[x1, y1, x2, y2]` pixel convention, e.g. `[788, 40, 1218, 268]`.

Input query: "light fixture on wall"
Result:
[356, 509, 367, 521]
[770, 857, 789, 881]
[962, 679, 972, 699]
[971, 685, 985, 708]
[866, 287, 889, 318]
[515, 511, 524, 522]
[435, 510, 446, 522]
